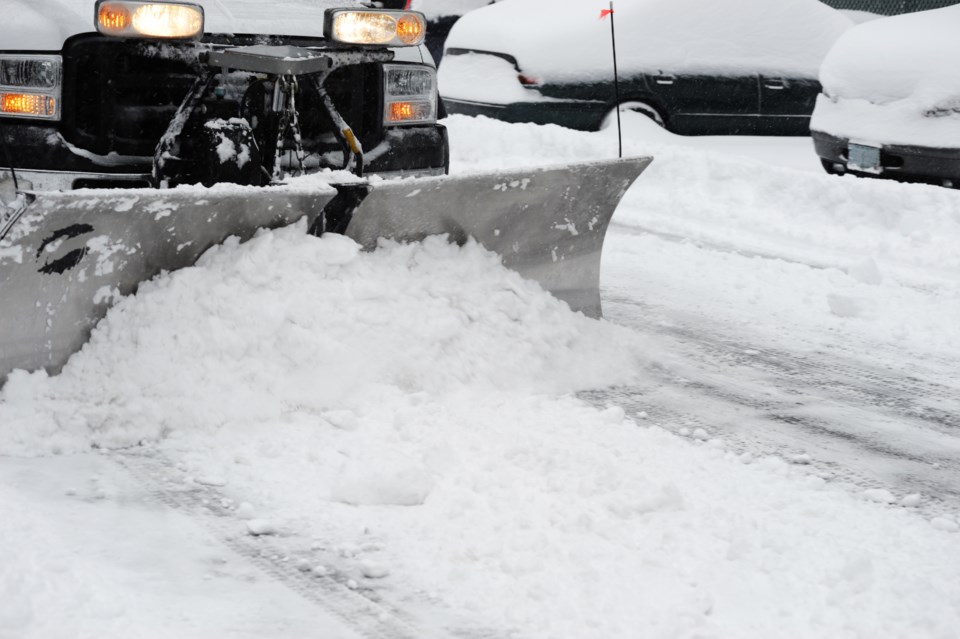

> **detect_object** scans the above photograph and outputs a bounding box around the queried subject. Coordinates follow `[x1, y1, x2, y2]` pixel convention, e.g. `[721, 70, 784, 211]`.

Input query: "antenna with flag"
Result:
[601, 2, 621, 158]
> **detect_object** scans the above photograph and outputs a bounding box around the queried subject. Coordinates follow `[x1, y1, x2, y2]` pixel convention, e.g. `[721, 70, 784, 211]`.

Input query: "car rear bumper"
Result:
[442, 97, 606, 131]
[812, 130, 960, 184]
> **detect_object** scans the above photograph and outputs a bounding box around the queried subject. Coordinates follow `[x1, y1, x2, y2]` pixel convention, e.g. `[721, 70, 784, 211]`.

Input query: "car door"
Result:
[758, 76, 822, 135]
[645, 72, 760, 135]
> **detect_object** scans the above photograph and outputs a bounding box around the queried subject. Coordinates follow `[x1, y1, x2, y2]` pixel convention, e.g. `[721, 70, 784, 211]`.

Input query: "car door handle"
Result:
[653, 75, 675, 86]
[764, 81, 786, 90]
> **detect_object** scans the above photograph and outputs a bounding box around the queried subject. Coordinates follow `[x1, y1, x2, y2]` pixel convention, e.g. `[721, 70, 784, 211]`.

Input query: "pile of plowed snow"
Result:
[0, 224, 646, 455]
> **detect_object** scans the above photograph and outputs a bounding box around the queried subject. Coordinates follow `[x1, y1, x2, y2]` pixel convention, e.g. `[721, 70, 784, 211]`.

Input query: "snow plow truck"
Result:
[0, 0, 651, 384]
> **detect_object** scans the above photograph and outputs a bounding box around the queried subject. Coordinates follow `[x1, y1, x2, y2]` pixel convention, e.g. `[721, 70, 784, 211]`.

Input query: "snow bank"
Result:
[0, 225, 645, 455]
[812, 6, 960, 146]
[444, 0, 852, 82]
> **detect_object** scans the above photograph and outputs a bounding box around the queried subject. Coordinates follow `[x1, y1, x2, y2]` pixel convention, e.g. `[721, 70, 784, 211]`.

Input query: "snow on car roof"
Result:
[819, 4, 960, 104]
[444, 0, 853, 82]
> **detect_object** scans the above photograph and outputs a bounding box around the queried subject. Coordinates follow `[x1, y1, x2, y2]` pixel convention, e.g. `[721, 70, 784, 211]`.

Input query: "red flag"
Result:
[599, 8, 614, 19]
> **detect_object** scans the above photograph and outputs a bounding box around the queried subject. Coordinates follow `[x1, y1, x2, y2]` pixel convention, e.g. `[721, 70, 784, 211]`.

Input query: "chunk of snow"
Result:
[863, 489, 895, 504]
[847, 258, 883, 286]
[359, 560, 390, 579]
[931, 517, 959, 533]
[827, 294, 862, 319]
[330, 464, 433, 507]
[235, 502, 256, 520]
[246, 519, 279, 536]
[900, 494, 922, 508]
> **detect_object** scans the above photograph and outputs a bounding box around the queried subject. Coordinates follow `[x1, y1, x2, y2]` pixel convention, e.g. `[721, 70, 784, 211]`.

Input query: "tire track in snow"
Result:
[584, 295, 960, 519]
[112, 449, 501, 639]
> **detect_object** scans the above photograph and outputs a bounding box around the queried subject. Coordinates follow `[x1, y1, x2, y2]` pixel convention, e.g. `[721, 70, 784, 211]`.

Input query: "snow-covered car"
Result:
[0, 0, 448, 192]
[438, 0, 853, 135]
[811, 6, 960, 186]
[406, 0, 495, 62]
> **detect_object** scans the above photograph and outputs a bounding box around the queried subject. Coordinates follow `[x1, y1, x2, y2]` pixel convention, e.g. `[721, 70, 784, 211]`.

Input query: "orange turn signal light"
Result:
[98, 3, 131, 31]
[396, 14, 423, 45]
[388, 101, 416, 122]
[1, 92, 57, 118]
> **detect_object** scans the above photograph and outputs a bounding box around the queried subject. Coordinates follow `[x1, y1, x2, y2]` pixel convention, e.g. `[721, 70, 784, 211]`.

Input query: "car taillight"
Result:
[0, 55, 62, 121]
[518, 74, 540, 87]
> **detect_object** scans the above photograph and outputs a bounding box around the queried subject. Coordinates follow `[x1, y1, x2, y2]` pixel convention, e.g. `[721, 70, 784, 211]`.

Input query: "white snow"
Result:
[408, 0, 492, 20]
[439, 52, 557, 105]
[444, 0, 852, 82]
[3, 113, 960, 638]
[812, 6, 960, 147]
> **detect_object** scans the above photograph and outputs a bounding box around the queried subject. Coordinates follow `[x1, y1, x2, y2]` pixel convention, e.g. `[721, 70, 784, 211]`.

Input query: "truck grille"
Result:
[60, 35, 382, 159]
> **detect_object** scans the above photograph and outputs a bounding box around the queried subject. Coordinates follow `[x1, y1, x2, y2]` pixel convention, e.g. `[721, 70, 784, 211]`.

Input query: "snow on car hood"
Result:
[5, 0, 362, 51]
[811, 5, 960, 148]
[819, 5, 960, 107]
[444, 0, 852, 82]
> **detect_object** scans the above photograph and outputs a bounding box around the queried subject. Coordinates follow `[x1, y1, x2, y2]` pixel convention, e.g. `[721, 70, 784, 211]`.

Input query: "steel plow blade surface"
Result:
[344, 156, 652, 318]
[0, 185, 336, 382]
[0, 156, 651, 383]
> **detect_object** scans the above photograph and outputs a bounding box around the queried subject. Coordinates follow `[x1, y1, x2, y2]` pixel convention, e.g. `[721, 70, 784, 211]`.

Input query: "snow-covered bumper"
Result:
[811, 95, 960, 184]
[438, 52, 605, 131]
[442, 97, 606, 131]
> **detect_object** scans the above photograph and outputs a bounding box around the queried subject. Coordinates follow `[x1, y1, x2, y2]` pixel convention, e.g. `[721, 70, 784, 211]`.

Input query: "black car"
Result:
[438, 0, 853, 135]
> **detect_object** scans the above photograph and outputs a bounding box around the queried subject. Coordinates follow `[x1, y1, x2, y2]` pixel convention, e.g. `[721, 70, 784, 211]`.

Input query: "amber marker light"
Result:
[396, 14, 425, 45]
[96, 1, 204, 40]
[326, 10, 426, 46]
[0, 92, 58, 118]
[388, 101, 416, 122]
[97, 3, 131, 32]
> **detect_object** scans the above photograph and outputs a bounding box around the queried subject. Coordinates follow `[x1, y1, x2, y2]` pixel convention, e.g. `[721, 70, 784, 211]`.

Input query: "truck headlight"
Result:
[0, 55, 62, 120]
[96, 0, 204, 40]
[383, 65, 437, 125]
[326, 10, 426, 46]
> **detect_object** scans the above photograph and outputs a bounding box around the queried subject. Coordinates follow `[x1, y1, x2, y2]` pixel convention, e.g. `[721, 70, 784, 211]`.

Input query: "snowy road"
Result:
[587, 116, 960, 517]
[3, 115, 960, 638]
[597, 274, 960, 517]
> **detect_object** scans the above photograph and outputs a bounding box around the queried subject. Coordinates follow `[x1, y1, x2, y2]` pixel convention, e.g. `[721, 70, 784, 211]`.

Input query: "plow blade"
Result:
[0, 185, 336, 381]
[343, 156, 652, 317]
[0, 156, 650, 383]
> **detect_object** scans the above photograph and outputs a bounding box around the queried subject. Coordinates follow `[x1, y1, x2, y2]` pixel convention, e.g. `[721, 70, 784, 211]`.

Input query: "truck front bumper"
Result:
[1, 123, 448, 191]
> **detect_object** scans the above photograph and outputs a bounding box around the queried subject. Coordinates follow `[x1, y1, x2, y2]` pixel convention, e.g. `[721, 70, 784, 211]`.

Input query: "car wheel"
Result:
[601, 101, 666, 130]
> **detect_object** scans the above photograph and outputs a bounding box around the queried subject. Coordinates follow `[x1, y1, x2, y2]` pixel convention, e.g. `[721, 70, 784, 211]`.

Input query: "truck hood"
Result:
[6, 0, 362, 51]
